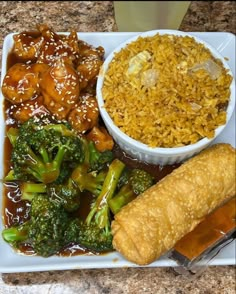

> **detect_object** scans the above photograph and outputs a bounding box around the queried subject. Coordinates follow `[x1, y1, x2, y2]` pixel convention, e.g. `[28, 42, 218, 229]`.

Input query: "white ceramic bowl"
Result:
[96, 30, 235, 165]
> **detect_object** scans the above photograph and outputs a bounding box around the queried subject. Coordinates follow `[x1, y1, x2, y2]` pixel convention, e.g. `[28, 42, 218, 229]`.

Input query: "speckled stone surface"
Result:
[0, 1, 235, 293]
[0, 1, 117, 74]
[179, 1, 236, 33]
[1, 266, 236, 294]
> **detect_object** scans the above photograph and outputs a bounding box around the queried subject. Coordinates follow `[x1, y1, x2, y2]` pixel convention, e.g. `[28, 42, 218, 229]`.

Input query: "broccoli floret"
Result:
[47, 179, 80, 212]
[10, 117, 84, 184]
[71, 168, 107, 197]
[71, 139, 108, 196]
[88, 141, 114, 172]
[48, 157, 124, 253]
[19, 180, 80, 213]
[109, 169, 154, 214]
[64, 218, 113, 252]
[86, 159, 125, 233]
[129, 169, 154, 194]
[2, 194, 70, 257]
[30, 194, 70, 257]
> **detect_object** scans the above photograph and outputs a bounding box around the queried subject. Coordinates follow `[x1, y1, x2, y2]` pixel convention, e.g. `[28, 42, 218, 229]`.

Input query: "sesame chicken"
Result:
[68, 94, 99, 134]
[40, 59, 80, 120]
[86, 125, 114, 152]
[64, 30, 80, 58]
[37, 24, 79, 66]
[2, 24, 106, 136]
[9, 95, 49, 123]
[77, 57, 103, 90]
[2, 63, 41, 104]
[78, 40, 104, 60]
[12, 32, 43, 62]
[31, 63, 50, 79]
[77, 41, 104, 90]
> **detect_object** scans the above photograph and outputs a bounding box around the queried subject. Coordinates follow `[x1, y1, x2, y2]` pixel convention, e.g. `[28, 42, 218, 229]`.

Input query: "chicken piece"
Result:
[77, 57, 103, 90]
[31, 63, 50, 79]
[68, 94, 99, 134]
[9, 95, 49, 123]
[77, 41, 105, 90]
[2, 63, 40, 104]
[86, 125, 114, 152]
[12, 32, 43, 62]
[78, 40, 104, 60]
[40, 59, 80, 120]
[64, 30, 80, 58]
[36, 24, 79, 66]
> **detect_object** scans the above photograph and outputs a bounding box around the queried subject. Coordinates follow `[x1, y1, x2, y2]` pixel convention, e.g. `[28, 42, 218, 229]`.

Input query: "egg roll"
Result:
[111, 143, 236, 265]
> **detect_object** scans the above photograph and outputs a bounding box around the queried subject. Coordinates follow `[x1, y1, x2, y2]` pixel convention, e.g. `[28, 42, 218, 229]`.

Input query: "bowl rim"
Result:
[96, 29, 236, 155]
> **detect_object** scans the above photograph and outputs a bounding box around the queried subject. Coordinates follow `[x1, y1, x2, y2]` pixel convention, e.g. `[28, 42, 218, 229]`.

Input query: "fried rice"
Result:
[102, 34, 232, 148]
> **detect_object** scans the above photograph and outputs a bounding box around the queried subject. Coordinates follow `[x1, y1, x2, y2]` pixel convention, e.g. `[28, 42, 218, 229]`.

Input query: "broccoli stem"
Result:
[25, 144, 68, 184]
[39, 145, 69, 183]
[85, 171, 107, 196]
[24, 146, 49, 182]
[2, 221, 30, 243]
[86, 159, 125, 231]
[7, 127, 19, 147]
[108, 184, 136, 214]
[71, 139, 108, 196]
[72, 168, 106, 196]
[88, 141, 100, 163]
[38, 146, 50, 163]
[20, 182, 47, 201]
[4, 170, 16, 181]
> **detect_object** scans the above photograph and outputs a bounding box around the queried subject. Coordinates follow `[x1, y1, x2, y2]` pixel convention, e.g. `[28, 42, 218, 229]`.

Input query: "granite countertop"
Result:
[0, 1, 235, 293]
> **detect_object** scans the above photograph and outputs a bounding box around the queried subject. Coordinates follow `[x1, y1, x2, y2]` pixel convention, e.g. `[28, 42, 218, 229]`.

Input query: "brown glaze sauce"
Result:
[3, 129, 178, 257]
[3, 41, 180, 257]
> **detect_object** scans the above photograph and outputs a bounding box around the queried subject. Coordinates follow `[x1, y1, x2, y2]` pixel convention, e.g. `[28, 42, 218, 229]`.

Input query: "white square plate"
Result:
[0, 32, 235, 273]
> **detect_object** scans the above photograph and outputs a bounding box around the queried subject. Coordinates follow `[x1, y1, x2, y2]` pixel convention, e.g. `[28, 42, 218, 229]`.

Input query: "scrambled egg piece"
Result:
[127, 50, 151, 76]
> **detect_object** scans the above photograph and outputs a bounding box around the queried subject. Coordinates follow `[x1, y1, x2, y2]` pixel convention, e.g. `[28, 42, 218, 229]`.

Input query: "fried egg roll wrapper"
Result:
[111, 143, 236, 265]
